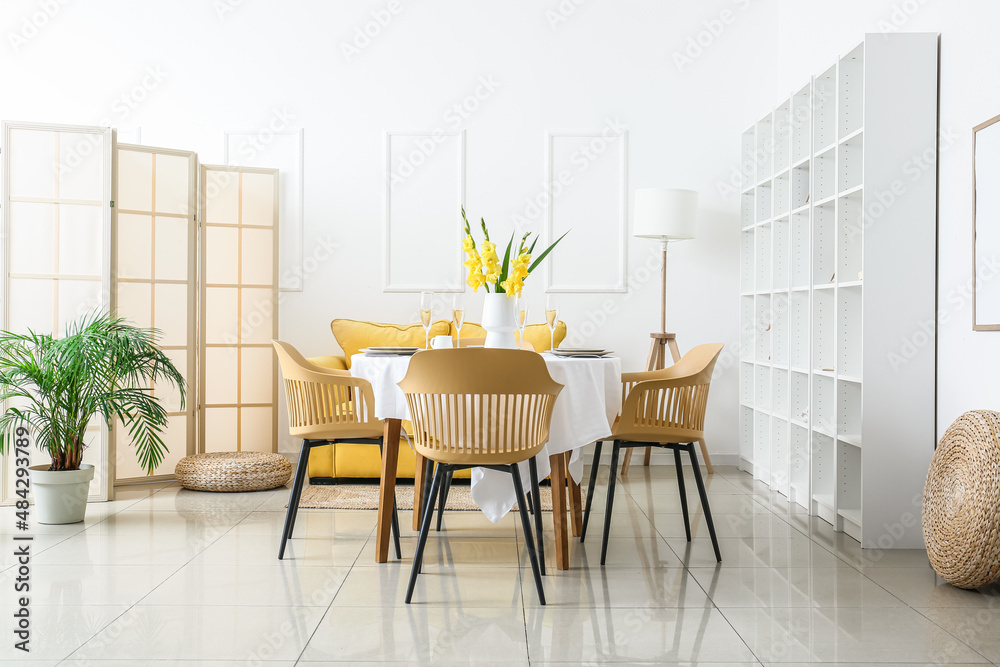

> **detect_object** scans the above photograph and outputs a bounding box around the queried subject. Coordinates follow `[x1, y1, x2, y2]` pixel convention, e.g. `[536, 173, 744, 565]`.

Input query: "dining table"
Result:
[351, 348, 622, 570]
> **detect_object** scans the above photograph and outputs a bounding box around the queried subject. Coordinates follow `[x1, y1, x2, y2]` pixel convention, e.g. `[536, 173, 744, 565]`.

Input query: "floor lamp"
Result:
[622, 187, 713, 474]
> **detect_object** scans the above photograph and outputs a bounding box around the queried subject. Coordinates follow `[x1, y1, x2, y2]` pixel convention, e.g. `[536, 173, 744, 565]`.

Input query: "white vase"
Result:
[482, 292, 518, 349]
[29, 463, 95, 524]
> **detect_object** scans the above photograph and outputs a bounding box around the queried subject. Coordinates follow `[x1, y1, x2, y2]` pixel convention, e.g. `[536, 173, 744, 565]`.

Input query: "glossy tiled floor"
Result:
[2, 464, 999, 665]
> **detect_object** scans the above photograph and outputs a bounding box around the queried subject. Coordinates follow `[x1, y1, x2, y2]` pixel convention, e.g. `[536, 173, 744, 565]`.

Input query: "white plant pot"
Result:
[481, 292, 518, 349]
[29, 464, 95, 524]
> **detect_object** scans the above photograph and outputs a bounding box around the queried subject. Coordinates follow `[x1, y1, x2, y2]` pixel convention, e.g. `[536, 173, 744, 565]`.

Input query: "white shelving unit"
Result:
[738, 33, 938, 549]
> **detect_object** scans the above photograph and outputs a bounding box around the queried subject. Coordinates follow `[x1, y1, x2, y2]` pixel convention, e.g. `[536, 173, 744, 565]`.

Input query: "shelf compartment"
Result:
[838, 285, 862, 378]
[811, 431, 836, 524]
[756, 183, 772, 223]
[773, 217, 789, 291]
[756, 227, 772, 295]
[754, 409, 771, 480]
[740, 295, 755, 358]
[812, 201, 836, 286]
[838, 132, 863, 193]
[791, 163, 810, 210]
[755, 363, 771, 411]
[741, 230, 754, 292]
[742, 128, 756, 189]
[755, 294, 772, 362]
[756, 114, 773, 177]
[789, 291, 809, 369]
[740, 360, 753, 406]
[790, 210, 810, 289]
[771, 416, 789, 495]
[838, 192, 863, 282]
[813, 65, 837, 151]
[813, 148, 836, 203]
[772, 293, 789, 366]
[791, 83, 811, 165]
[740, 405, 754, 462]
[774, 101, 791, 173]
[812, 373, 835, 435]
[741, 191, 754, 229]
[837, 442, 862, 538]
[790, 423, 810, 508]
[813, 287, 835, 375]
[838, 43, 864, 139]
[774, 172, 790, 216]
[772, 367, 789, 417]
[837, 377, 862, 438]
[791, 370, 809, 423]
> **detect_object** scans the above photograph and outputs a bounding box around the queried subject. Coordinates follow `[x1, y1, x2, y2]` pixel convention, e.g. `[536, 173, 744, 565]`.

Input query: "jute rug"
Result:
[295, 484, 586, 511]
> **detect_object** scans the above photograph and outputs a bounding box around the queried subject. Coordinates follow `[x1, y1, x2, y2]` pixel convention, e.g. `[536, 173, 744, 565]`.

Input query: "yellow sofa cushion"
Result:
[331, 319, 451, 368]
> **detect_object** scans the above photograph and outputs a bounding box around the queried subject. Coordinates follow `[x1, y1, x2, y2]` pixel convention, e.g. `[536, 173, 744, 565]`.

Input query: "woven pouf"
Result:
[923, 410, 1000, 589]
[175, 452, 292, 492]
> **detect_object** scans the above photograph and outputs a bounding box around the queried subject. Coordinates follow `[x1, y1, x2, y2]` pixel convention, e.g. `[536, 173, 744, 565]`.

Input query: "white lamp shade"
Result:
[633, 187, 699, 240]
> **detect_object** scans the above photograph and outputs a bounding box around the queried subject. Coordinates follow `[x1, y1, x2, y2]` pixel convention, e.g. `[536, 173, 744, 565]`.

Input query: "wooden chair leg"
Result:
[581, 441, 603, 542]
[600, 442, 621, 565]
[643, 446, 652, 466]
[406, 463, 445, 604]
[698, 438, 714, 474]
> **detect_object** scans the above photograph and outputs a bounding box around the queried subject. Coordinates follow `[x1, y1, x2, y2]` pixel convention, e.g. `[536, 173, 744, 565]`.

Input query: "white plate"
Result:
[552, 349, 613, 357]
[362, 347, 420, 356]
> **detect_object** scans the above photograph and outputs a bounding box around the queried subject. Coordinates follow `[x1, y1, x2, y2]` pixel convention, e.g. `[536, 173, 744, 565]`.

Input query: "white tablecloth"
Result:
[350, 351, 622, 522]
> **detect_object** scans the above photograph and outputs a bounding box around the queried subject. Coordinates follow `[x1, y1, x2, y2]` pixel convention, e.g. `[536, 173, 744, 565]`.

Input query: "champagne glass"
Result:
[419, 291, 434, 349]
[545, 294, 558, 352]
[515, 294, 528, 349]
[452, 293, 465, 347]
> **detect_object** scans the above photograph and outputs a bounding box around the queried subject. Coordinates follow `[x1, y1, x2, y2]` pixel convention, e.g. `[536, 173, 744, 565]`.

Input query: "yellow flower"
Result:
[462, 234, 486, 292]
[480, 240, 500, 285]
[500, 252, 531, 296]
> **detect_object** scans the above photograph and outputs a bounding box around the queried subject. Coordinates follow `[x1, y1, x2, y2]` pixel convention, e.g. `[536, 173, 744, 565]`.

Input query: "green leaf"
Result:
[497, 233, 514, 286]
[527, 230, 570, 275]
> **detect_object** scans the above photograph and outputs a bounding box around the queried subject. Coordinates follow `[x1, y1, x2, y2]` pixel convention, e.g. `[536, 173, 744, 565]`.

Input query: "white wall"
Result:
[2, 0, 991, 458]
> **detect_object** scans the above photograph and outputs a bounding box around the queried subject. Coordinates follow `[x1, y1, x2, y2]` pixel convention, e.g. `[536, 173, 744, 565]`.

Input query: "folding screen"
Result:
[0, 121, 114, 502]
[200, 165, 279, 454]
[113, 144, 198, 483]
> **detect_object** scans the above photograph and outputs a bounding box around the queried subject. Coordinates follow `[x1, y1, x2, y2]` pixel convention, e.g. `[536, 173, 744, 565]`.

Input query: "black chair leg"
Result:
[436, 469, 454, 531]
[391, 498, 402, 560]
[279, 439, 312, 560]
[673, 447, 691, 541]
[511, 464, 545, 605]
[687, 444, 722, 562]
[406, 463, 445, 603]
[600, 441, 621, 565]
[581, 440, 603, 542]
[528, 456, 545, 576]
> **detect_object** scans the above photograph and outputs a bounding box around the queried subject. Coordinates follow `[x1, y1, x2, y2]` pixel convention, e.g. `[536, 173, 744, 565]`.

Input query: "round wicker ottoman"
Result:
[923, 410, 1000, 589]
[175, 452, 292, 492]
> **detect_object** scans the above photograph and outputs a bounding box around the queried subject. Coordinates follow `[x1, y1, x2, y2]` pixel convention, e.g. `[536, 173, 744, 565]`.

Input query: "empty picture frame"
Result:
[975, 114, 1000, 330]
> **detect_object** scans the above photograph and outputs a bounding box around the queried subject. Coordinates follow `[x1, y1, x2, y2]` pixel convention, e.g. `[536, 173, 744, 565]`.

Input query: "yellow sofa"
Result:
[305, 318, 567, 482]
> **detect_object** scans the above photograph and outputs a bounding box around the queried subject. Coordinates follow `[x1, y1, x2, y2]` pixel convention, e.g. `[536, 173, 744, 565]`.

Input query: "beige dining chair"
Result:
[398, 348, 562, 604]
[272, 340, 401, 561]
[581, 343, 724, 564]
[457, 336, 535, 351]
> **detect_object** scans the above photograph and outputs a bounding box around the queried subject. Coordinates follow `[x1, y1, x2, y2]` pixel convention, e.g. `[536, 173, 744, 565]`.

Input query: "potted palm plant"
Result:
[0, 312, 185, 524]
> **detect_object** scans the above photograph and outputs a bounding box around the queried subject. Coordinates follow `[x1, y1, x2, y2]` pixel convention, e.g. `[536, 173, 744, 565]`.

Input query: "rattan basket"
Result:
[175, 452, 292, 492]
[923, 409, 1000, 589]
